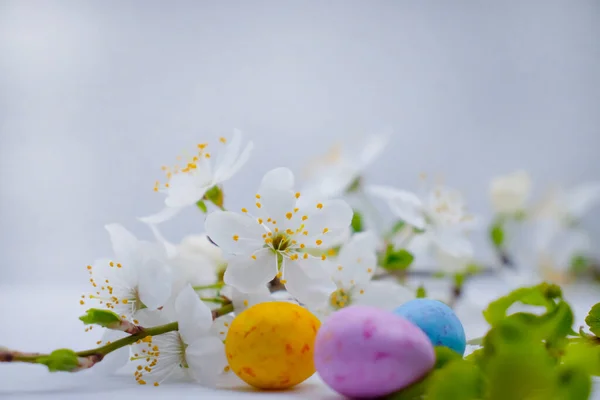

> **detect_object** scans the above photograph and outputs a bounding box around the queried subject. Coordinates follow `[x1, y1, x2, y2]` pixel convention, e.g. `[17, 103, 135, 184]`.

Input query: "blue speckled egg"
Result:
[393, 299, 466, 355]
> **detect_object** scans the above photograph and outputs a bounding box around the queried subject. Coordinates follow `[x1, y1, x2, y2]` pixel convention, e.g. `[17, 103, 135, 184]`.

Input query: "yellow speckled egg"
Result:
[225, 301, 321, 389]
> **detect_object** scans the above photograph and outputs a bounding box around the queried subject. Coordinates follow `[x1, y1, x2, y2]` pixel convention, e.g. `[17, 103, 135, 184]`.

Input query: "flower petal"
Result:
[174, 285, 213, 343]
[186, 336, 228, 387]
[144, 222, 178, 258]
[205, 211, 265, 255]
[210, 314, 235, 341]
[165, 173, 211, 208]
[259, 167, 295, 192]
[230, 285, 272, 312]
[214, 130, 254, 183]
[137, 254, 172, 310]
[105, 224, 143, 270]
[257, 187, 297, 227]
[565, 182, 600, 218]
[303, 199, 353, 244]
[432, 229, 474, 258]
[284, 258, 336, 307]
[357, 133, 389, 169]
[333, 231, 378, 286]
[352, 281, 414, 311]
[367, 185, 426, 229]
[223, 249, 277, 293]
[138, 206, 183, 225]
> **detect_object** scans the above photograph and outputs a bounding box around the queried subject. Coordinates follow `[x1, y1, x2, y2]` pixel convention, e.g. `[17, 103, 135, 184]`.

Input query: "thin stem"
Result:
[0, 303, 234, 369]
[78, 322, 178, 357]
[193, 282, 224, 291]
[200, 297, 226, 304]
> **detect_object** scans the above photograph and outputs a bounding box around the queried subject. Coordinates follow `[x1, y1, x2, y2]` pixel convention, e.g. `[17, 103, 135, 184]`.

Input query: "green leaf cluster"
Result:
[381, 244, 414, 271]
[79, 308, 121, 328]
[385, 284, 599, 400]
[37, 349, 79, 372]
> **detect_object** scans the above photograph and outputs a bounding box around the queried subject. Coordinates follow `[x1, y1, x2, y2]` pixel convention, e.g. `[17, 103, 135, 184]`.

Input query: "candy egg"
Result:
[225, 302, 320, 389]
[394, 298, 466, 355]
[314, 306, 435, 398]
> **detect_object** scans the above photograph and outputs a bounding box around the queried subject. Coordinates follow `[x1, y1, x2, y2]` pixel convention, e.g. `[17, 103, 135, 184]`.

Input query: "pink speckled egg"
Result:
[314, 306, 435, 398]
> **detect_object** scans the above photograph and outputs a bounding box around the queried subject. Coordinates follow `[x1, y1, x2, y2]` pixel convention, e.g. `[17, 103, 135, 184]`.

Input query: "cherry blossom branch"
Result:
[0, 303, 234, 371]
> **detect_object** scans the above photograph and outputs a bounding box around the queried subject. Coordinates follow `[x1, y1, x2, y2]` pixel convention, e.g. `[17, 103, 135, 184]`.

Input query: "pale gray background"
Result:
[1, 1, 599, 284]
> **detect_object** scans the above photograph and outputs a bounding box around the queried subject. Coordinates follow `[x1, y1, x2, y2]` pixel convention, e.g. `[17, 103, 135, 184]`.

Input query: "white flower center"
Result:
[132, 332, 186, 387]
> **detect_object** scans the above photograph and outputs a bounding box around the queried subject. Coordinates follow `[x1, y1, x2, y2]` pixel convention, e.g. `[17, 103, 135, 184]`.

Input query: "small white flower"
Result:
[130, 285, 227, 387]
[489, 171, 532, 215]
[205, 167, 351, 303]
[172, 234, 227, 286]
[140, 129, 253, 224]
[307, 232, 413, 319]
[81, 224, 172, 320]
[368, 184, 475, 257]
[300, 133, 389, 201]
[535, 182, 600, 224]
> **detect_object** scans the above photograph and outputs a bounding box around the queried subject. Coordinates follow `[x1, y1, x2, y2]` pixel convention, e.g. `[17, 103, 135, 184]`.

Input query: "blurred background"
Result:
[1, 0, 599, 284]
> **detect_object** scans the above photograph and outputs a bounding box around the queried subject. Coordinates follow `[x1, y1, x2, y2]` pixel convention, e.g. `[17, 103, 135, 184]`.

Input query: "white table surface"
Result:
[1, 279, 598, 399]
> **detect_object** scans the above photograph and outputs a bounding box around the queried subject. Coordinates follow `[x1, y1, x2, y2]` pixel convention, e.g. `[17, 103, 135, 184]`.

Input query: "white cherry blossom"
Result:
[205, 167, 351, 303]
[299, 133, 389, 202]
[130, 285, 227, 387]
[489, 171, 532, 215]
[305, 232, 413, 319]
[81, 224, 172, 320]
[140, 129, 253, 224]
[368, 184, 475, 257]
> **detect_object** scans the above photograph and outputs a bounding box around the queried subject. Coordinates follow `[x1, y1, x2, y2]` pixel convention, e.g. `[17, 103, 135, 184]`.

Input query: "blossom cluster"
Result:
[74, 129, 599, 388]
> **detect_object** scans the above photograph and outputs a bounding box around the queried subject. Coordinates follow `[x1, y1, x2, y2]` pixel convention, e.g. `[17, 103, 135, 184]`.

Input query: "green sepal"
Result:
[346, 176, 362, 193]
[416, 285, 427, 298]
[37, 349, 79, 372]
[382, 245, 414, 271]
[554, 365, 592, 400]
[585, 302, 600, 337]
[351, 210, 364, 233]
[489, 219, 505, 248]
[204, 185, 224, 208]
[79, 308, 121, 328]
[196, 199, 208, 213]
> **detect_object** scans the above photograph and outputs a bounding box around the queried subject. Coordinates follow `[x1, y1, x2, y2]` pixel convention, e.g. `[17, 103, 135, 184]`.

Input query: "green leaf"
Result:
[490, 220, 505, 248]
[482, 321, 557, 400]
[351, 210, 363, 233]
[204, 185, 224, 208]
[554, 365, 592, 400]
[562, 342, 600, 377]
[416, 285, 427, 298]
[79, 308, 121, 328]
[482, 283, 562, 326]
[585, 302, 600, 337]
[433, 346, 462, 369]
[37, 349, 79, 372]
[384, 347, 460, 400]
[196, 199, 208, 213]
[507, 301, 574, 348]
[382, 245, 414, 271]
[426, 359, 484, 400]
